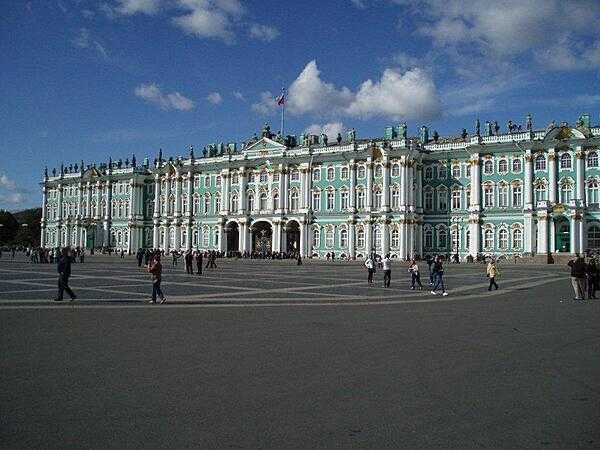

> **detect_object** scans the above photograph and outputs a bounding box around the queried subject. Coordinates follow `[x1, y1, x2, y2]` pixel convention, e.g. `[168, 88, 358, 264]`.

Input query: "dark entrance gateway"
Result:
[225, 222, 240, 253]
[251, 221, 272, 253]
[285, 220, 300, 254]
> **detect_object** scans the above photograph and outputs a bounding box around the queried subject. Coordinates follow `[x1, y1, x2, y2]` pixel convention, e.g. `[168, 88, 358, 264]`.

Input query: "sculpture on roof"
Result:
[321, 133, 328, 146]
[526, 113, 533, 131]
[493, 121, 500, 136]
[337, 133, 342, 145]
[485, 121, 492, 137]
[347, 128, 356, 143]
[475, 118, 481, 136]
[420, 125, 429, 144]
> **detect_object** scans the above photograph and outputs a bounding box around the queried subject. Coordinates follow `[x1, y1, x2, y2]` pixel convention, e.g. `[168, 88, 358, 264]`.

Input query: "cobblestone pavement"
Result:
[1, 256, 599, 448]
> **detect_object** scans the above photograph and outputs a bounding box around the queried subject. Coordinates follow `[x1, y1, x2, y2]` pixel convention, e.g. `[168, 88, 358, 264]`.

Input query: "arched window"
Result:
[535, 182, 547, 204]
[451, 227, 459, 252]
[374, 227, 381, 250]
[169, 228, 175, 247]
[357, 228, 365, 248]
[357, 165, 366, 179]
[272, 192, 279, 210]
[375, 165, 383, 178]
[512, 228, 522, 249]
[424, 228, 433, 249]
[341, 167, 349, 179]
[438, 165, 447, 179]
[182, 195, 188, 214]
[498, 183, 508, 207]
[560, 181, 573, 204]
[202, 228, 210, 247]
[290, 190, 299, 210]
[181, 229, 187, 247]
[452, 165, 461, 178]
[498, 159, 508, 173]
[259, 192, 268, 210]
[438, 228, 447, 249]
[312, 191, 321, 211]
[312, 168, 321, 181]
[192, 228, 199, 247]
[392, 164, 400, 177]
[484, 160, 493, 175]
[560, 153, 572, 170]
[204, 195, 211, 214]
[169, 196, 175, 215]
[290, 169, 299, 181]
[498, 229, 508, 250]
[437, 187, 448, 211]
[588, 180, 599, 205]
[327, 190, 335, 210]
[588, 225, 600, 249]
[313, 228, 321, 248]
[466, 229, 470, 250]
[373, 189, 382, 209]
[535, 154, 546, 171]
[391, 228, 399, 248]
[340, 228, 348, 247]
[327, 167, 335, 181]
[424, 166, 432, 180]
[392, 188, 400, 209]
[325, 228, 334, 248]
[512, 158, 522, 172]
[259, 171, 268, 183]
[356, 189, 365, 209]
[248, 194, 255, 212]
[452, 188, 461, 209]
[587, 152, 598, 168]
[484, 184, 494, 208]
[230, 194, 238, 213]
[424, 189, 433, 210]
[484, 228, 494, 249]
[231, 172, 239, 184]
[340, 190, 349, 210]
[513, 184, 523, 208]
[215, 194, 221, 212]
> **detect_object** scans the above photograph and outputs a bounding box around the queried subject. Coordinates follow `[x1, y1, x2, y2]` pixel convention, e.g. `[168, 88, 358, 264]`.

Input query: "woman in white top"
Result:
[365, 256, 375, 285]
[408, 259, 423, 290]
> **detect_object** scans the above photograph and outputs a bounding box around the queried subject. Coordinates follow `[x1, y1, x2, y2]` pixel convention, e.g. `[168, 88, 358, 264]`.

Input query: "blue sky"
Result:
[1, 0, 599, 210]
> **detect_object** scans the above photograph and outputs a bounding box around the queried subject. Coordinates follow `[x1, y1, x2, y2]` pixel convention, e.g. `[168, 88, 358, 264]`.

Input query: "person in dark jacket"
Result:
[53, 247, 76, 301]
[148, 254, 166, 304]
[568, 255, 587, 300]
[195, 250, 203, 275]
[430, 256, 448, 296]
[184, 250, 194, 275]
[586, 258, 598, 299]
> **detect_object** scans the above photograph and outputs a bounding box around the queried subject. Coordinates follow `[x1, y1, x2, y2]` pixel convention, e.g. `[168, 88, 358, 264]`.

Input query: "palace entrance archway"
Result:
[251, 221, 272, 254]
[285, 220, 300, 254]
[225, 222, 239, 253]
[555, 217, 570, 252]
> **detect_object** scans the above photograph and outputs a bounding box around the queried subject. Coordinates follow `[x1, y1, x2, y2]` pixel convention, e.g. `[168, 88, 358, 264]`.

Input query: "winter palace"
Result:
[40, 114, 600, 262]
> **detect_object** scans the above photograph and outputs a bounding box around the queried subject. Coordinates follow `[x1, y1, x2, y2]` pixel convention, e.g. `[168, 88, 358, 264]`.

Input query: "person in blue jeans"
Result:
[430, 256, 448, 296]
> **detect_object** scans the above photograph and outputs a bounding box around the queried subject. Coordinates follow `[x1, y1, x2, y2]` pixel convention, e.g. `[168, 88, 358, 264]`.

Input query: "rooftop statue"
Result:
[420, 125, 429, 144]
[400, 122, 407, 139]
[336, 133, 342, 144]
[321, 133, 328, 146]
[475, 118, 481, 136]
[485, 121, 492, 137]
[461, 128, 468, 139]
[432, 130, 439, 143]
[52, 168, 56, 177]
[494, 121, 500, 136]
[526, 113, 533, 131]
[347, 128, 356, 143]
[189, 145, 194, 159]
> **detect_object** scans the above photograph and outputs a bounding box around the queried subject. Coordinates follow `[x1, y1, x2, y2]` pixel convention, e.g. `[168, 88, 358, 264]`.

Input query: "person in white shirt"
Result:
[382, 254, 392, 287]
[408, 259, 423, 290]
[365, 256, 375, 285]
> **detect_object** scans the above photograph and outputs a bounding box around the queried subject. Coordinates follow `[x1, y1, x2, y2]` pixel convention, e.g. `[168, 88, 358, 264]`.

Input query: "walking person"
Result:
[184, 250, 194, 275]
[486, 258, 500, 291]
[195, 250, 203, 275]
[426, 255, 434, 285]
[382, 254, 392, 288]
[53, 247, 77, 302]
[567, 255, 587, 301]
[408, 259, 423, 290]
[365, 255, 375, 285]
[586, 258, 598, 299]
[148, 254, 166, 304]
[430, 256, 448, 296]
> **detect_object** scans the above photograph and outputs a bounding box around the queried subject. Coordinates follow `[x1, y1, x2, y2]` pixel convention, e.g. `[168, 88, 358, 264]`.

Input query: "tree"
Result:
[0, 210, 19, 244]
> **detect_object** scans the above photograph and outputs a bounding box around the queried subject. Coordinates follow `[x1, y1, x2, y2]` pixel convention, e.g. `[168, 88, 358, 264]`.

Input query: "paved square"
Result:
[1, 256, 599, 448]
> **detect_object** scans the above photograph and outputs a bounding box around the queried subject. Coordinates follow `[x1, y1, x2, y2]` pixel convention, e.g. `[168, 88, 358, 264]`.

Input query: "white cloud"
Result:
[134, 83, 195, 111]
[276, 60, 440, 121]
[391, 51, 421, 71]
[350, 0, 366, 8]
[0, 174, 16, 190]
[252, 91, 278, 115]
[207, 92, 222, 104]
[0, 172, 29, 210]
[115, 0, 161, 15]
[72, 28, 91, 48]
[233, 91, 245, 101]
[249, 24, 279, 42]
[172, 0, 244, 43]
[304, 122, 346, 141]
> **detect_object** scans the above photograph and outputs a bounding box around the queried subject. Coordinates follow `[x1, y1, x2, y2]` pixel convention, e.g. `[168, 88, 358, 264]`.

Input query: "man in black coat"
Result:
[195, 250, 203, 275]
[53, 247, 77, 301]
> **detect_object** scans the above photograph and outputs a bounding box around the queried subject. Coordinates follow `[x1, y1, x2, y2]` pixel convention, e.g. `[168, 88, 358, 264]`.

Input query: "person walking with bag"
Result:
[365, 256, 375, 285]
[148, 254, 166, 304]
[486, 258, 500, 291]
[408, 259, 423, 290]
[567, 255, 587, 301]
[382, 254, 392, 288]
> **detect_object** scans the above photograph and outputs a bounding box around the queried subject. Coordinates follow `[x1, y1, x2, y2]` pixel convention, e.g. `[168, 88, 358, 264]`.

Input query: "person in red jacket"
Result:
[148, 254, 166, 304]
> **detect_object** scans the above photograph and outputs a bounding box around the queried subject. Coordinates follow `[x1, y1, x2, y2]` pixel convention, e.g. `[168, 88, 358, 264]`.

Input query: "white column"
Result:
[104, 181, 112, 247]
[152, 174, 161, 249]
[365, 221, 372, 255]
[366, 161, 373, 211]
[575, 147, 585, 206]
[382, 221, 390, 255]
[164, 176, 171, 217]
[468, 217, 481, 257]
[537, 211, 549, 255]
[76, 182, 83, 218]
[218, 222, 225, 252]
[548, 149, 557, 204]
[239, 168, 247, 214]
[407, 222, 415, 259]
[85, 182, 92, 218]
[306, 223, 313, 257]
[407, 163, 414, 211]
[349, 222, 356, 259]
[399, 161, 407, 210]
[382, 160, 390, 212]
[300, 169, 307, 210]
[415, 222, 423, 258]
[300, 222, 306, 256]
[470, 154, 481, 210]
[349, 160, 356, 211]
[222, 171, 229, 214]
[128, 179, 135, 219]
[174, 172, 182, 217]
[40, 188, 47, 247]
[415, 163, 423, 211]
[95, 181, 102, 220]
[399, 220, 406, 259]
[524, 212, 536, 255]
[272, 221, 280, 253]
[524, 153, 533, 209]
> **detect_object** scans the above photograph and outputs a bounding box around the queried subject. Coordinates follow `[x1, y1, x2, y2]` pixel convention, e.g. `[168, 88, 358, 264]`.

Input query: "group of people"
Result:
[567, 255, 599, 301]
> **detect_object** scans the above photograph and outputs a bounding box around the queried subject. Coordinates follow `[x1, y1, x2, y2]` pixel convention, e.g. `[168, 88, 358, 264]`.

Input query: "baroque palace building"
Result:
[40, 114, 600, 262]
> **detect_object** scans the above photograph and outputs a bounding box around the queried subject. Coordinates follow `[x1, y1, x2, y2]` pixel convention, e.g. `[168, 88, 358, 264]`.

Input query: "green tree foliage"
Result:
[0, 210, 19, 244]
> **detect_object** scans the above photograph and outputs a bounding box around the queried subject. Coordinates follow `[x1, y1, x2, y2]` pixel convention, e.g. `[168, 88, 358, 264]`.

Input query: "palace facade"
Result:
[40, 115, 600, 261]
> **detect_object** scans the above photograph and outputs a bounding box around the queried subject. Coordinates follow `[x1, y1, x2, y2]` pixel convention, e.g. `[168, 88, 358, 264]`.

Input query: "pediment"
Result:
[244, 137, 287, 153]
[81, 167, 101, 180]
[543, 126, 588, 142]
